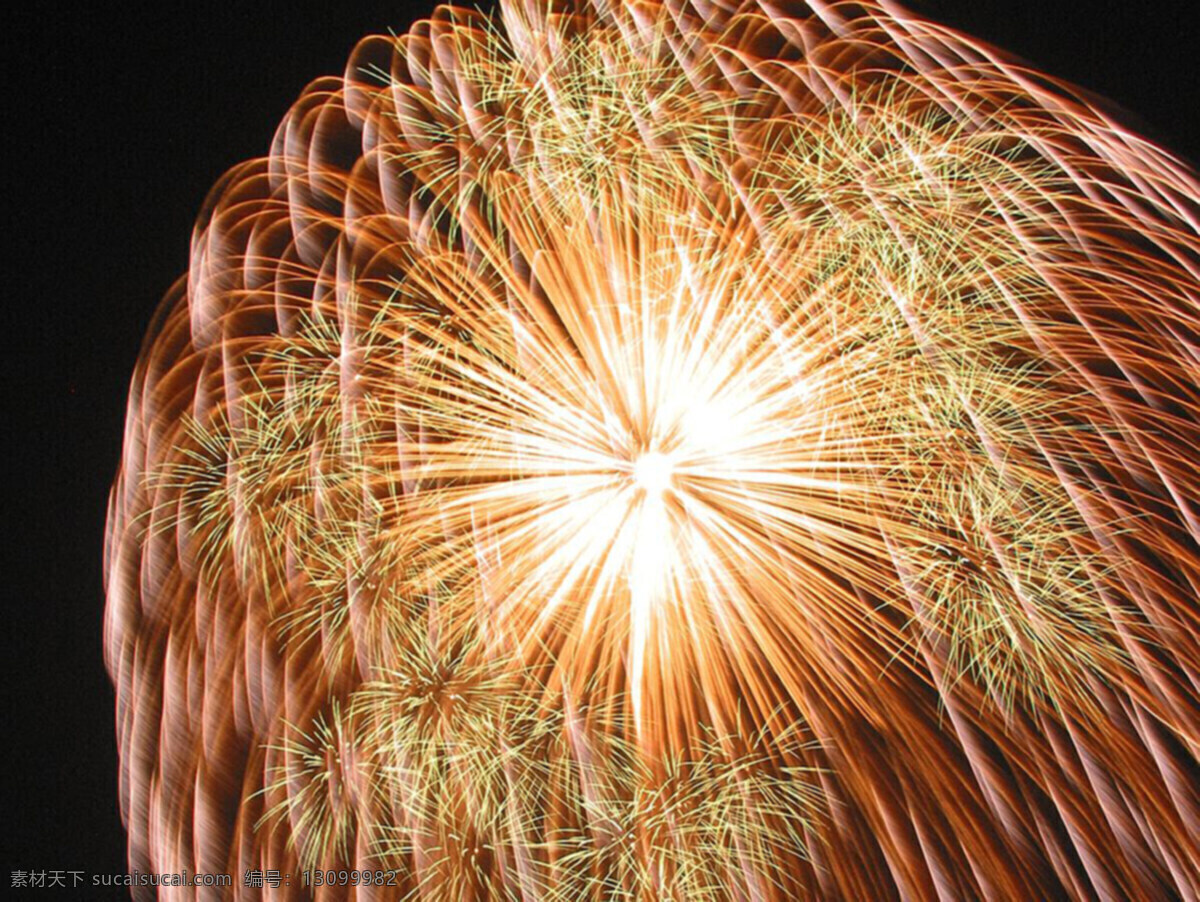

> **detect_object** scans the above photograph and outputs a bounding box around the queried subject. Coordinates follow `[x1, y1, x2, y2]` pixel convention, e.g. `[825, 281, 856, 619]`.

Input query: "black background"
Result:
[4, 0, 1197, 893]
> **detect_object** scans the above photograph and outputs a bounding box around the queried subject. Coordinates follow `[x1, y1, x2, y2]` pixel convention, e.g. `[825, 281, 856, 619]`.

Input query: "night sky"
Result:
[5, 0, 1197, 892]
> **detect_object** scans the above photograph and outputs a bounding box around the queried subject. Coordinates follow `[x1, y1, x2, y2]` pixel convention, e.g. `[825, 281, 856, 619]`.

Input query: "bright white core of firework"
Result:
[633, 451, 675, 497]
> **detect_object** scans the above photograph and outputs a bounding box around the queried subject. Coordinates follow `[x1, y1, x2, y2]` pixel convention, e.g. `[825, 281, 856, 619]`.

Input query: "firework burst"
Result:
[107, 0, 1200, 898]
